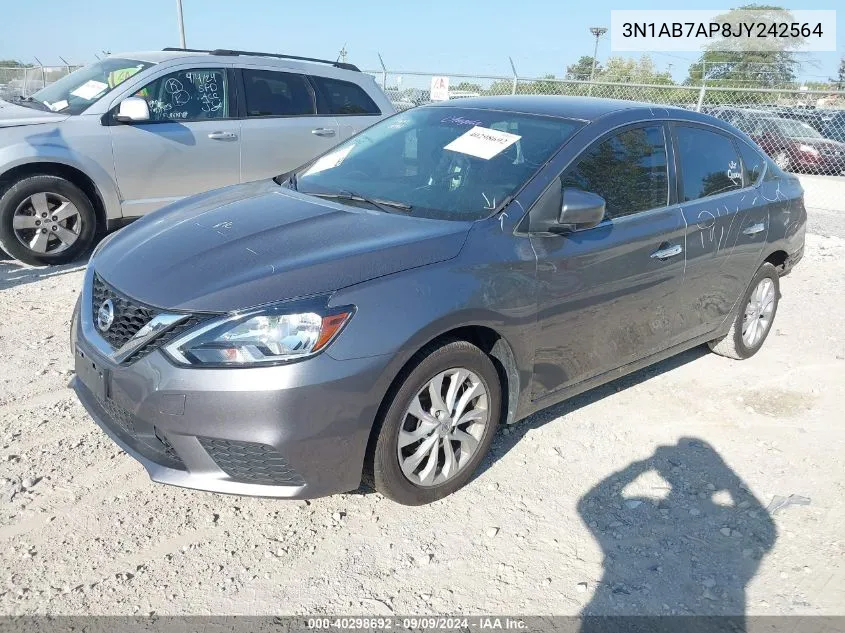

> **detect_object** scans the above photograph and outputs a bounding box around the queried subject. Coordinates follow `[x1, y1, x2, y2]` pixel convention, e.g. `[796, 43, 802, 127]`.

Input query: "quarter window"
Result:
[310, 76, 380, 115]
[243, 69, 315, 117]
[132, 68, 229, 122]
[561, 125, 668, 220]
[738, 141, 764, 186]
[676, 126, 743, 201]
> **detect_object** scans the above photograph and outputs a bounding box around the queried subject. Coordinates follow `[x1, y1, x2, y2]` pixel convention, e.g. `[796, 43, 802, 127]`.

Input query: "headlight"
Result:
[164, 305, 353, 367]
[798, 144, 819, 156]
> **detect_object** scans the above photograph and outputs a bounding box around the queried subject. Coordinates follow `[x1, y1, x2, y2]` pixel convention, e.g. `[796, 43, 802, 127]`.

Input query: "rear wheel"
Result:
[709, 262, 780, 360]
[369, 340, 501, 505]
[0, 175, 97, 265]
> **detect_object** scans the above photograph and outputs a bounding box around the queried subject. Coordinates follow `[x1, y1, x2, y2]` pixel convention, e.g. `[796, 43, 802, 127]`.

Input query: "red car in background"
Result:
[738, 116, 845, 175]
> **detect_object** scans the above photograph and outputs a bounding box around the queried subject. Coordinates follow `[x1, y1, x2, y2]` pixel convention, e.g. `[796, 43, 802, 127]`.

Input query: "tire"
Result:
[368, 339, 502, 505]
[709, 262, 780, 360]
[0, 175, 97, 266]
[773, 151, 791, 172]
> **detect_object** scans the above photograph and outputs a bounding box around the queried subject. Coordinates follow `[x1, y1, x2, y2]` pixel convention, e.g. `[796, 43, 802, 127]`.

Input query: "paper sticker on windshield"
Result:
[71, 80, 108, 100]
[305, 145, 355, 176]
[444, 126, 521, 160]
[48, 100, 68, 112]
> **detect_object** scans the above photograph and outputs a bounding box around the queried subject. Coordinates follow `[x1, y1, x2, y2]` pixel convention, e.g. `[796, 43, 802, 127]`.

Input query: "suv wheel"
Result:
[0, 175, 97, 266]
[709, 262, 780, 360]
[368, 340, 501, 505]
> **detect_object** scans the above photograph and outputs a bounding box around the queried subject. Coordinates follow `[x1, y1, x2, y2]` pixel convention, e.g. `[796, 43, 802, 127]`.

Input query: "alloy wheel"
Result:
[397, 368, 489, 487]
[12, 192, 81, 255]
[742, 277, 776, 348]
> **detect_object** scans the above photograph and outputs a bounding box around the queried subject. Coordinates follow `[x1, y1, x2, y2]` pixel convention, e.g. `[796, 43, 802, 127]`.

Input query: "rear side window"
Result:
[243, 69, 315, 116]
[310, 76, 380, 115]
[675, 126, 743, 201]
[561, 125, 668, 220]
[738, 141, 764, 186]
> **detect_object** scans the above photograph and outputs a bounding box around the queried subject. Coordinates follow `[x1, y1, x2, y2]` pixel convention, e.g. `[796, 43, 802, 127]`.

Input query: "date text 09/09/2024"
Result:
[621, 22, 824, 39]
[306, 617, 528, 630]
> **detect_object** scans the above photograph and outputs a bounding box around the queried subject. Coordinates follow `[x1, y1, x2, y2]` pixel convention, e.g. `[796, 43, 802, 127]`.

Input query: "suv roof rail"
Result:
[161, 47, 360, 72]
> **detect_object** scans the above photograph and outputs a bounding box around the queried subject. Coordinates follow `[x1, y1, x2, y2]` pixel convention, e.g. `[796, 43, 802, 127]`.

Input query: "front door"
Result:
[530, 123, 687, 400]
[109, 66, 241, 217]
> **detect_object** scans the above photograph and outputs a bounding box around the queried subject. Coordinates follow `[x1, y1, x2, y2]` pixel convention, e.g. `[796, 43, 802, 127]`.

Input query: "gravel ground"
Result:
[0, 223, 843, 616]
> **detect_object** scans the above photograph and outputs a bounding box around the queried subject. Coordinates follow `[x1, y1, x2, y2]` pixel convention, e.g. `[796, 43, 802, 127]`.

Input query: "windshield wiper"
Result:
[13, 95, 50, 111]
[311, 190, 412, 214]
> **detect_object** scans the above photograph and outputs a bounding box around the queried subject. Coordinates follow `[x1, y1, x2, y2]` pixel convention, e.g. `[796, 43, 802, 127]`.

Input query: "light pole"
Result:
[589, 27, 608, 84]
[176, 0, 187, 49]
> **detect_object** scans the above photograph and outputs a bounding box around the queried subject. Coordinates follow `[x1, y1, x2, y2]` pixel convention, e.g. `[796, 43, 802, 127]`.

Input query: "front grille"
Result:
[92, 274, 159, 350]
[123, 315, 208, 364]
[95, 395, 185, 470]
[198, 438, 305, 486]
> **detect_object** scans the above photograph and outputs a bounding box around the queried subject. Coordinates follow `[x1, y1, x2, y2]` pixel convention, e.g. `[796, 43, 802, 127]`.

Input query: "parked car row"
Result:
[0, 48, 395, 265]
[703, 105, 845, 175]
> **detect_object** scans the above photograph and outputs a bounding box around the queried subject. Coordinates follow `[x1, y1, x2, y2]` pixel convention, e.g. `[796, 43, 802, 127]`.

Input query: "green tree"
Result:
[598, 56, 674, 85]
[831, 57, 845, 90]
[453, 81, 483, 93]
[566, 56, 600, 81]
[685, 4, 802, 91]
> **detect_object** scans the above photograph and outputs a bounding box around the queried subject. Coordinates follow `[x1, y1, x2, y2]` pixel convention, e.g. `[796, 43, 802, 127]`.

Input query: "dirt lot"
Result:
[0, 216, 843, 617]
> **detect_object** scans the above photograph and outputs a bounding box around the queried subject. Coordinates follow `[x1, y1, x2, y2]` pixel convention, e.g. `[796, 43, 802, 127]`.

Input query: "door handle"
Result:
[311, 128, 336, 137]
[743, 222, 766, 236]
[650, 244, 683, 260]
[207, 131, 238, 141]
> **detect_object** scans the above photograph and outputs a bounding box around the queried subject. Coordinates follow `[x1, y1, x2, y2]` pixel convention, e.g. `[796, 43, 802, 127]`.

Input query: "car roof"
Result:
[109, 49, 362, 77]
[422, 95, 701, 123]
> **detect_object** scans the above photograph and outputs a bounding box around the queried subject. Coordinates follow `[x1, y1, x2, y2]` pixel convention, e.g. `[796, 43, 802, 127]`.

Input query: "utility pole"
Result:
[176, 0, 187, 49]
[338, 44, 348, 64]
[588, 26, 607, 96]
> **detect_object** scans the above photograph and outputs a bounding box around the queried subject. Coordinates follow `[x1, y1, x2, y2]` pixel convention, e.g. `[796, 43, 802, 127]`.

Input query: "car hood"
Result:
[0, 99, 68, 128]
[93, 180, 472, 313]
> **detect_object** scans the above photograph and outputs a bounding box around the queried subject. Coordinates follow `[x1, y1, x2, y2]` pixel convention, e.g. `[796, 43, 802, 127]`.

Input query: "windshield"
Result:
[28, 58, 154, 115]
[293, 107, 580, 221]
[772, 118, 822, 139]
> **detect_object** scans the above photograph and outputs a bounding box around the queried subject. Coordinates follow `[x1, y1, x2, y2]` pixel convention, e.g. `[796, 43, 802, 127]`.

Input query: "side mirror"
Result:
[559, 188, 606, 231]
[114, 97, 150, 123]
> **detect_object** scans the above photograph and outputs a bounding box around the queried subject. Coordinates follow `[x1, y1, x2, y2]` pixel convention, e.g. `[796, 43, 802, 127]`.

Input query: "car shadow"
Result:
[478, 344, 710, 478]
[0, 254, 88, 291]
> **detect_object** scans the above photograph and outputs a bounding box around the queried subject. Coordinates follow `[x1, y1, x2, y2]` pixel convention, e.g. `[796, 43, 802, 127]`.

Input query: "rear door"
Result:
[108, 65, 241, 217]
[237, 67, 340, 181]
[310, 74, 385, 141]
[530, 123, 687, 399]
[671, 124, 769, 339]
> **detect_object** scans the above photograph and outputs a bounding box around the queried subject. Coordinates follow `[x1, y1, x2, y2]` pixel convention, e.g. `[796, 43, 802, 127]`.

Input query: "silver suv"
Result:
[0, 48, 394, 265]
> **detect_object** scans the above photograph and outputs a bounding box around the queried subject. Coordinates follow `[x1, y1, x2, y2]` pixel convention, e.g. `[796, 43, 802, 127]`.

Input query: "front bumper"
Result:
[72, 308, 393, 499]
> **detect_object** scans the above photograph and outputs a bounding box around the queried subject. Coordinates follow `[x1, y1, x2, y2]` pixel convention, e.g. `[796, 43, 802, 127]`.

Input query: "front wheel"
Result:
[709, 262, 780, 360]
[0, 175, 97, 266]
[369, 340, 501, 505]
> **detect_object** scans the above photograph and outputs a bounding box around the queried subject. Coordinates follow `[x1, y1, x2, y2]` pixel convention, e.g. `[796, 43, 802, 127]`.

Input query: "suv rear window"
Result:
[243, 69, 315, 117]
[310, 76, 380, 116]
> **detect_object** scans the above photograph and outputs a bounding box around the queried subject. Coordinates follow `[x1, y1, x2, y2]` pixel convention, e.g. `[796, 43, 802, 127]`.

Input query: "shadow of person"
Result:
[578, 438, 776, 632]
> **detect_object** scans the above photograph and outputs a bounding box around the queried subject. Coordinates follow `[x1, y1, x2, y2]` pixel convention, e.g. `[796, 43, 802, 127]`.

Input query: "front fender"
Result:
[0, 127, 121, 218]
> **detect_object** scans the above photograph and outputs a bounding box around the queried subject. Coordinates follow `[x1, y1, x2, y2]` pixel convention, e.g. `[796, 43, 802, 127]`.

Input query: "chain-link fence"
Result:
[370, 69, 845, 211]
[0, 65, 83, 101]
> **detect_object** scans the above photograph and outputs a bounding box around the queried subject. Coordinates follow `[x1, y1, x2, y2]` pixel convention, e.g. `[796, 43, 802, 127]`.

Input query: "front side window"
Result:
[28, 58, 154, 115]
[131, 68, 229, 122]
[243, 69, 314, 117]
[561, 125, 668, 220]
[292, 106, 580, 221]
[311, 76, 380, 115]
[675, 126, 743, 201]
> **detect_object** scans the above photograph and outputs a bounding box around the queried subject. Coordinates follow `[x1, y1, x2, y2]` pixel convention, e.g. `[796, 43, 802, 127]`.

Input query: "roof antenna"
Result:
[337, 43, 348, 64]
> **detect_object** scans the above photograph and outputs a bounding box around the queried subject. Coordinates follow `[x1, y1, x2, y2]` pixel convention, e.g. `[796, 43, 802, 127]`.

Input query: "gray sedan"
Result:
[71, 96, 806, 505]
